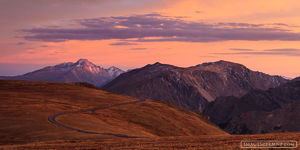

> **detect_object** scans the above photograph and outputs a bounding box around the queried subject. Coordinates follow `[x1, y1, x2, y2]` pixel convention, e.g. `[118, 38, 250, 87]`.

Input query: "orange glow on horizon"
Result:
[1, 0, 300, 78]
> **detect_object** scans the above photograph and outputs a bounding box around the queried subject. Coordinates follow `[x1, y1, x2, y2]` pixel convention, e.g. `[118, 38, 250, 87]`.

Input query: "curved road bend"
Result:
[48, 99, 149, 138]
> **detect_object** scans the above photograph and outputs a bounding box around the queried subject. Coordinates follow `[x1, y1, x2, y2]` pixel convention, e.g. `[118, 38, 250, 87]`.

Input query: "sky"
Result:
[1, 0, 300, 78]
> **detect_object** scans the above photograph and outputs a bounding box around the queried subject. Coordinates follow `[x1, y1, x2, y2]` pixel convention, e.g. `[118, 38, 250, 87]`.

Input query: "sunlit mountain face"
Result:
[0, 59, 124, 87]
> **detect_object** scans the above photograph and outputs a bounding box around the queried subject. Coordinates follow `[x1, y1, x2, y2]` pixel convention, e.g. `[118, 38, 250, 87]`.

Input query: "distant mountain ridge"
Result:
[294, 76, 300, 81]
[1, 59, 124, 87]
[103, 60, 288, 112]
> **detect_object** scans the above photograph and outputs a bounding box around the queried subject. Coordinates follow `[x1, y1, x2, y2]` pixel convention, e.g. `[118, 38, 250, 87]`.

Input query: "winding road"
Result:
[48, 99, 149, 138]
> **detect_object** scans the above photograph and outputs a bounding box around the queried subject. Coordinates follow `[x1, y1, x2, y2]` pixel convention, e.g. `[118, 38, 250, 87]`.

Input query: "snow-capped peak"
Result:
[72, 59, 125, 75]
[76, 59, 90, 67]
[107, 66, 124, 77]
[74, 59, 102, 73]
[108, 66, 119, 71]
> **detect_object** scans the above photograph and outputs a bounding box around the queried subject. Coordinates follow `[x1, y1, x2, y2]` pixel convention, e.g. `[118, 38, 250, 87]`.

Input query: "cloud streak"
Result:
[129, 48, 147, 50]
[214, 48, 300, 56]
[110, 42, 138, 46]
[16, 42, 25, 45]
[229, 48, 254, 51]
[22, 13, 300, 43]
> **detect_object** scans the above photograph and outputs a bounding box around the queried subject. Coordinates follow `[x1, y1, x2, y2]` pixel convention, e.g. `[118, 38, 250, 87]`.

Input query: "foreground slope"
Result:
[2, 132, 300, 150]
[0, 59, 124, 87]
[0, 80, 226, 145]
[104, 60, 287, 112]
[204, 80, 300, 134]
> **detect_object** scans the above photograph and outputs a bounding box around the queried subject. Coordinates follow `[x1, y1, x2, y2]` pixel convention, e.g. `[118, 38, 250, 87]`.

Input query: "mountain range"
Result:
[1, 59, 299, 135]
[0, 59, 124, 87]
[103, 60, 288, 112]
[204, 79, 300, 134]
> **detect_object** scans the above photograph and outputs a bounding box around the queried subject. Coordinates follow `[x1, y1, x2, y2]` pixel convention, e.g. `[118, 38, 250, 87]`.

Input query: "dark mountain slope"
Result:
[204, 80, 300, 134]
[104, 60, 287, 112]
[293, 76, 300, 81]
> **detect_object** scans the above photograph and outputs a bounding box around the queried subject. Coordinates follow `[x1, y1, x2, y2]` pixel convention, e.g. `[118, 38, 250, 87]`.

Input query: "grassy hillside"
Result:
[2, 132, 300, 149]
[0, 80, 227, 146]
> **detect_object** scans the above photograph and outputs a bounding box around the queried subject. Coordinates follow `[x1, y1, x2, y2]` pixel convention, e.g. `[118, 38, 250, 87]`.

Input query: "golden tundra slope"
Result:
[3, 132, 300, 150]
[0, 80, 227, 146]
